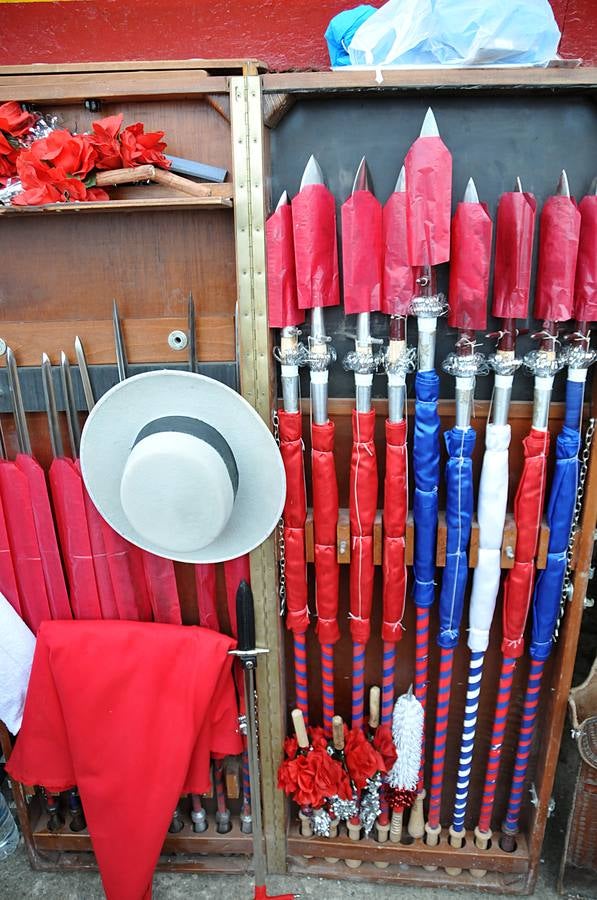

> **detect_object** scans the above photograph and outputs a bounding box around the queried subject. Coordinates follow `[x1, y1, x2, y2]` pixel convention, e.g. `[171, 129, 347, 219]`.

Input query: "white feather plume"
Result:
[388, 689, 424, 791]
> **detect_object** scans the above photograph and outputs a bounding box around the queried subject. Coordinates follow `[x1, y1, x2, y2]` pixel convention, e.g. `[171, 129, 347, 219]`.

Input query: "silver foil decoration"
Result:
[359, 773, 382, 836]
[329, 794, 358, 823]
[311, 807, 332, 837]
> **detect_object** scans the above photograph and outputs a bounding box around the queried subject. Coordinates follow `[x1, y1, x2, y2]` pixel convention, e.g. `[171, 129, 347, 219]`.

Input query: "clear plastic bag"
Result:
[347, 0, 561, 68]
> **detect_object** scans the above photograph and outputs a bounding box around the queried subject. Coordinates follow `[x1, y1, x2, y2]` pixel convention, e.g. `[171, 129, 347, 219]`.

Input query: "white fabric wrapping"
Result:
[0, 593, 36, 734]
[468, 423, 511, 652]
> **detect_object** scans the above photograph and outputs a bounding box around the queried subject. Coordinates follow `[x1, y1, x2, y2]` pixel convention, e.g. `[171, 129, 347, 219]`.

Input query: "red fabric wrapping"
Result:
[7, 620, 242, 900]
[341, 190, 382, 314]
[382, 420, 408, 643]
[492, 191, 537, 319]
[279, 409, 309, 634]
[349, 409, 378, 645]
[448, 201, 493, 332]
[49, 458, 102, 621]
[0, 493, 21, 617]
[382, 190, 414, 316]
[15, 454, 72, 620]
[195, 563, 220, 631]
[82, 481, 120, 620]
[141, 553, 181, 625]
[574, 194, 597, 322]
[312, 420, 340, 645]
[534, 195, 580, 322]
[99, 520, 153, 622]
[501, 428, 550, 658]
[292, 182, 340, 309]
[405, 135, 452, 266]
[266, 201, 303, 328]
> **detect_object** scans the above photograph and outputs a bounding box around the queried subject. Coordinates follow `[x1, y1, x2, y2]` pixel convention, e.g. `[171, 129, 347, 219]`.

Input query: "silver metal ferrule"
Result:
[274, 326, 307, 414]
[455, 376, 475, 430]
[191, 808, 207, 833]
[443, 343, 489, 429]
[383, 338, 416, 424]
[343, 311, 380, 414]
[491, 374, 514, 427]
[416, 316, 437, 372]
[307, 307, 336, 425]
[240, 812, 253, 834]
[532, 375, 554, 430]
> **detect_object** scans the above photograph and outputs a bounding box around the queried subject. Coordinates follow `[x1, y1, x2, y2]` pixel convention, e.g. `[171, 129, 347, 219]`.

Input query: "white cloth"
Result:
[468, 423, 511, 652]
[0, 593, 35, 734]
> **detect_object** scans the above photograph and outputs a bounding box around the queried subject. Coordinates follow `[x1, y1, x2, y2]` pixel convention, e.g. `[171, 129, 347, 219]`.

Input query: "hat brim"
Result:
[80, 370, 286, 564]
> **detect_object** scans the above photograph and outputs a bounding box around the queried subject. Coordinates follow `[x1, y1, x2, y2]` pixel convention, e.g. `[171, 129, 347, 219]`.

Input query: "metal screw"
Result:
[84, 99, 102, 112]
[583, 596, 595, 609]
[505, 545, 515, 560]
[168, 330, 188, 351]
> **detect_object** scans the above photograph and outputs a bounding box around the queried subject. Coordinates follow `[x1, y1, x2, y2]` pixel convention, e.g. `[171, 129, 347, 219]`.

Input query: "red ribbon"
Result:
[492, 191, 536, 320]
[278, 409, 309, 634]
[574, 194, 597, 322]
[405, 136, 452, 266]
[534, 196, 580, 322]
[312, 420, 340, 645]
[382, 420, 408, 643]
[266, 201, 303, 328]
[448, 201, 493, 332]
[382, 190, 414, 316]
[292, 183, 340, 309]
[341, 190, 382, 314]
[349, 410, 378, 645]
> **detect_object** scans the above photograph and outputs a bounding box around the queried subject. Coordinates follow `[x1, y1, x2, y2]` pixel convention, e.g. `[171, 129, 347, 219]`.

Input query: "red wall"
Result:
[0, 0, 595, 71]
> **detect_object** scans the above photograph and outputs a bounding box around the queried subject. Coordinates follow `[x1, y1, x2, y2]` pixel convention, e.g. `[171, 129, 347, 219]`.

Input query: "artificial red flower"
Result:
[13, 150, 108, 206]
[372, 724, 397, 771]
[344, 726, 386, 791]
[278, 746, 350, 809]
[0, 131, 18, 184]
[0, 101, 36, 137]
[31, 130, 96, 178]
[385, 785, 417, 812]
[283, 735, 299, 760]
[308, 726, 329, 751]
[89, 114, 125, 170]
[120, 122, 170, 169]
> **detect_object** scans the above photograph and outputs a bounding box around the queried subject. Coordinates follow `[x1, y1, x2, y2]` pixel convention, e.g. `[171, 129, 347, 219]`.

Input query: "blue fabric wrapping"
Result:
[324, 5, 377, 67]
[530, 381, 582, 661]
[438, 426, 476, 649]
[413, 370, 441, 609]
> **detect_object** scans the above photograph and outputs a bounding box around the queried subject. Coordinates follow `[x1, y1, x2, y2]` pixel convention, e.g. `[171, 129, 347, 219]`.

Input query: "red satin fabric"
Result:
[405, 136, 452, 266]
[382, 190, 414, 316]
[292, 183, 340, 309]
[7, 620, 242, 900]
[501, 428, 550, 658]
[341, 190, 382, 314]
[312, 420, 340, 645]
[534, 195, 580, 322]
[448, 201, 492, 332]
[278, 410, 309, 633]
[574, 194, 597, 322]
[349, 410, 378, 645]
[492, 191, 536, 319]
[266, 201, 303, 328]
[382, 420, 408, 643]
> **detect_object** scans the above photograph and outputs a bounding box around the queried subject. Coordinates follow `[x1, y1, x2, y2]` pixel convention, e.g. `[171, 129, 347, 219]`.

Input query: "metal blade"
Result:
[74, 336, 95, 412]
[395, 165, 406, 193]
[515, 176, 523, 193]
[275, 190, 289, 211]
[188, 292, 197, 374]
[299, 154, 325, 189]
[556, 169, 570, 198]
[419, 107, 440, 138]
[60, 351, 81, 459]
[463, 177, 479, 204]
[41, 354, 64, 459]
[590, 175, 597, 196]
[351, 156, 371, 194]
[5, 346, 31, 455]
[112, 299, 128, 382]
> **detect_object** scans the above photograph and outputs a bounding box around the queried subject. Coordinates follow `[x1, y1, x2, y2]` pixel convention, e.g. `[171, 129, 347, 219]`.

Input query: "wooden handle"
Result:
[390, 808, 403, 843]
[292, 709, 309, 749]
[152, 167, 219, 197]
[369, 686, 380, 729]
[407, 790, 426, 839]
[95, 165, 155, 186]
[332, 715, 345, 750]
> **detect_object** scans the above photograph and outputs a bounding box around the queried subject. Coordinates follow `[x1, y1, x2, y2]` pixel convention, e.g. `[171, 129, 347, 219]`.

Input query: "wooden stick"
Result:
[291, 708, 309, 750]
[152, 167, 221, 197]
[95, 165, 155, 186]
[369, 686, 380, 730]
[332, 715, 345, 751]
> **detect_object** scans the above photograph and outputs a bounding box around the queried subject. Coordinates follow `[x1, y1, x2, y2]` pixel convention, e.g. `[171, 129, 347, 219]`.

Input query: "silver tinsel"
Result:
[311, 807, 332, 837]
[329, 794, 358, 823]
[359, 773, 382, 836]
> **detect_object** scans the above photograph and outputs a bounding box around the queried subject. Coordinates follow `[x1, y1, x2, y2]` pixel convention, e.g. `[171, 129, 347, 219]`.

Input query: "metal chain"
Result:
[272, 409, 286, 615]
[554, 416, 595, 640]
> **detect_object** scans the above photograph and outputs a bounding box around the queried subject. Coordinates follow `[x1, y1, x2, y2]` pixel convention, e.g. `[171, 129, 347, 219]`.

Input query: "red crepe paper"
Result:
[278, 410, 309, 634]
[0, 101, 36, 137]
[0, 494, 21, 618]
[99, 521, 153, 622]
[349, 410, 378, 645]
[292, 183, 340, 309]
[382, 419, 408, 643]
[574, 195, 597, 322]
[501, 428, 549, 658]
[278, 726, 353, 808]
[492, 191, 537, 319]
[341, 190, 382, 314]
[405, 136, 452, 266]
[7, 620, 241, 900]
[312, 421, 340, 645]
[448, 201, 493, 332]
[534, 196, 581, 322]
[344, 726, 387, 790]
[0, 131, 18, 185]
[266, 202, 303, 328]
[382, 190, 415, 316]
[141, 553, 181, 625]
[82, 482, 120, 620]
[372, 724, 397, 771]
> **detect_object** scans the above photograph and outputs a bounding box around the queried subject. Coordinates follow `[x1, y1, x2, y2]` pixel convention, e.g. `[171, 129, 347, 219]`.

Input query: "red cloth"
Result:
[7, 620, 242, 900]
[382, 420, 407, 643]
[405, 135, 452, 266]
[382, 190, 414, 316]
[312, 420, 340, 645]
[341, 190, 382, 314]
[492, 190, 536, 320]
[266, 201, 303, 328]
[141, 553, 181, 625]
[349, 410, 378, 645]
[501, 428, 549, 658]
[195, 563, 220, 630]
[534, 195, 580, 322]
[279, 409, 309, 634]
[574, 194, 597, 322]
[292, 182, 339, 309]
[448, 201, 492, 332]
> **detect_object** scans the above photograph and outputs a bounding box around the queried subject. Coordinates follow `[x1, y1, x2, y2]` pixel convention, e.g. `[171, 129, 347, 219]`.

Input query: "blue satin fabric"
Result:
[530, 399, 581, 661]
[413, 370, 441, 609]
[564, 378, 584, 431]
[437, 426, 476, 649]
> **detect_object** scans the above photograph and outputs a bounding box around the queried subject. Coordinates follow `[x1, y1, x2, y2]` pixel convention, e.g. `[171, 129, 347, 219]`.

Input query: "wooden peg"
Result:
[332, 715, 345, 751]
[369, 686, 380, 729]
[291, 708, 309, 749]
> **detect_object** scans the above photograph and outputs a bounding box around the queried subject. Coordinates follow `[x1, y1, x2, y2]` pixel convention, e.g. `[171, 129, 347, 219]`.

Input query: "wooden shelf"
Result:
[0, 196, 232, 216]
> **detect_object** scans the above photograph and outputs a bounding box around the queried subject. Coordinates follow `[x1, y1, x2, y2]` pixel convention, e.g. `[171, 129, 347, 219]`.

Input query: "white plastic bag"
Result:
[347, 0, 561, 67]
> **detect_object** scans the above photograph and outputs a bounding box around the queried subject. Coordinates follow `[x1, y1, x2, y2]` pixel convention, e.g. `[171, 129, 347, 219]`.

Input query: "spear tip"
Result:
[300, 154, 325, 189]
[395, 165, 406, 193]
[463, 176, 479, 203]
[515, 176, 523, 192]
[589, 175, 597, 196]
[351, 155, 371, 194]
[556, 169, 570, 197]
[41, 352, 50, 365]
[420, 107, 440, 138]
[60, 350, 68, 366]
[275, 189, 289, 210]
